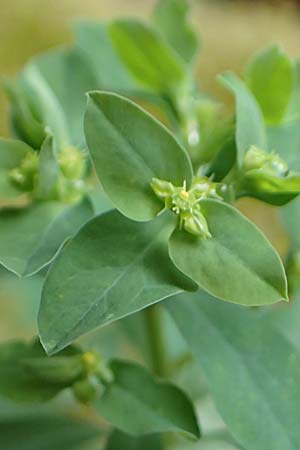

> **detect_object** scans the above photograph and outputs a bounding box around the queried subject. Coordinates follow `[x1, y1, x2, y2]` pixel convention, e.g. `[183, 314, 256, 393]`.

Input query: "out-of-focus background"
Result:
[0, 0, 299, 337]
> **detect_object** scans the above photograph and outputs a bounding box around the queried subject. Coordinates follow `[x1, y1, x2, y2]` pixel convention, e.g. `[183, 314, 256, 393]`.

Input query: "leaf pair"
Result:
[39, 91, 287, 356]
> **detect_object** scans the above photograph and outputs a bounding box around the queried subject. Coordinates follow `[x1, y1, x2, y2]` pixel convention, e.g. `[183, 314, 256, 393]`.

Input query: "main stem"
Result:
[144, 303, 168, 377]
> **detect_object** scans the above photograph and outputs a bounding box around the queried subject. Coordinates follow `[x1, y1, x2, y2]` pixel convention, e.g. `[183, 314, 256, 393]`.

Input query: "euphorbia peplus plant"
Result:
[2, 1, 300, 449]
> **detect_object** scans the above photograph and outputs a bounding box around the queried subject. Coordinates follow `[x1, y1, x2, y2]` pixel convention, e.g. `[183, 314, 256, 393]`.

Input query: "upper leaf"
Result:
[219, 72, 267, 167]
[167, 291, 300, 450]
[98, 359, 200, 439]
[168, 199, 288, 306]
[39, 210, 196, 354]
[84, 91, 193, 221]
[28, 47, 99, 148]
[74, 21, 135, 93]
[108, 19, 187, 93]
[152, 0, 199, 64]
[245, 45, 294, 125]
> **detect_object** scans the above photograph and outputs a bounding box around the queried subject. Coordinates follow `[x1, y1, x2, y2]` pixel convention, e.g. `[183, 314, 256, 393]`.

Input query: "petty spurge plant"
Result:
[1, 1, 300, 449]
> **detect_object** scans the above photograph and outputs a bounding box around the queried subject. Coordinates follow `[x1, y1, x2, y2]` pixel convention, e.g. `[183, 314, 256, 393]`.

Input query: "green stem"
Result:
[144, 304, 168, 377]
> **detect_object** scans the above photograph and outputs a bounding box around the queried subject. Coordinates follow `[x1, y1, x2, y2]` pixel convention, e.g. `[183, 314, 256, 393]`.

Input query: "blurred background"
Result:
[0, 0, 299, 349]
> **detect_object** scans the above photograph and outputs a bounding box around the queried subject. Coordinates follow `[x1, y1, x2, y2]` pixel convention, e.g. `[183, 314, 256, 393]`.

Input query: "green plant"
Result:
[1, 1, 300, 449]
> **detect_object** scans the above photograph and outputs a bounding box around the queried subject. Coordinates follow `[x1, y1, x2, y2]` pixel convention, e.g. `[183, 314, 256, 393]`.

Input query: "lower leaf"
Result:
[98, 359, 200, 439]
[39, 210, 196, 355]
[168, 199, 288, 306]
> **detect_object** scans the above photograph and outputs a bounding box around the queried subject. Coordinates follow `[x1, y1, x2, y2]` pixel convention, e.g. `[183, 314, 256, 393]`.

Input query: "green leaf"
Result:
[36, 135, 59, 199]
[106, 430, 164, 450]
[245, 45, 294, 125]
[98, 359, 200, 439]
[108, 19, 186, 93]
[29, 47, 99, 147]
[20, 64, 70, 147]
[0, 413, 102, 450]
[74, 21, 135, 92]
[167, 291, 300, 450]
[238, 169, 300, 206]
[39, 210, 196, 354]
[219, 72, 267, 166]
[0, 340, 71, 403]
[169, 199, 287, 305]
[152, 0, 199, 64]
[84, 91, 193, 221]
[0, 199, 93, 276]
[4, 81, 46, 149]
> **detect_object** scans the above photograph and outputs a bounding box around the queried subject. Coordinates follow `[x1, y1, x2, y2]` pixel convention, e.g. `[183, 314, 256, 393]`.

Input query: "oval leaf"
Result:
[84, 91, 193, 221]
[168, 199, 287, 306]
[98, 359, 200, 439]
[245, 45, 293, 125]
[219, 72, 267, 167]
[152, 0, 199, 64]
[108, 19, 186, 92]
[39, 210, 196, 355]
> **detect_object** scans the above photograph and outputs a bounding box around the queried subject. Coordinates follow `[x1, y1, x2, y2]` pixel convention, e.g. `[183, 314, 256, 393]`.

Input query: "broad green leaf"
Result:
[0, 138, 32, 204]
[169, 199, 287, 305]
[108, 19, 186, 93]
[74, 21, 135, 92]
[39, 210, 196, 354]
[167, 291, 300, 450]
[37, 135, 59, 199]
[245, 45, 293, 124]
[29, 47, 99, 147]
[152, 0, 199, 64]
[0, 413, 102, 450]
[238, 169, 300, 206]
[84, 91, 193, 221]
[0, 199, 93, 276]
[0, 341, 70, 403]
[98, 359, 200, 439]
[219, 72, 267, 166]
[106, 430, 163, 450]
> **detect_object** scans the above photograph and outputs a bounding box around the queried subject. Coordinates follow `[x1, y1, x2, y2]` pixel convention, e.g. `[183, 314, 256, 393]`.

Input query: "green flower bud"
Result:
[191, 176, 222, 200]
[72, 378, 98, 404]
[182, 209, 211, 238]
[243, 146, 288, 177]
[9, 151, 39, 192]
[151, 177, 175, 201]
[59, 146, 85, 180]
